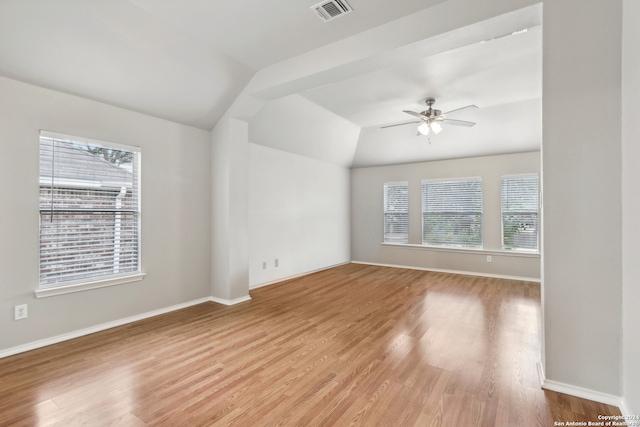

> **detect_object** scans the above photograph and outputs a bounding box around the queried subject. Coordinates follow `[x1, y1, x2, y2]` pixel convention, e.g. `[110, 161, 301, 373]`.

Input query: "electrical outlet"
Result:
[274, 258, 279, 267]
[15, 304, 28, 320]
[486, 255, 492, 263]
[262, 261, 267, 269]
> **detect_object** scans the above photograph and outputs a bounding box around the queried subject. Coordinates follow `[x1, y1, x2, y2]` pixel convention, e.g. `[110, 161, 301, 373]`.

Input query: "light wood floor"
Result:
[0, 264, 621, 426]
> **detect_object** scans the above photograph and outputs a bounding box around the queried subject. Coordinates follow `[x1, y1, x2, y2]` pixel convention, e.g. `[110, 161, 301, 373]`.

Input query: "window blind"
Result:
[501, 174, 539, 251]
[39, 132, 141, 287]
[422, 177, 483, 248]
[383, 182, 408, 243]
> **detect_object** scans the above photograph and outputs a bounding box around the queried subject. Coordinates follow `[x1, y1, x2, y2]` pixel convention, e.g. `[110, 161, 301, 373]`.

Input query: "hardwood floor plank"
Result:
[0, 264, 622, 426]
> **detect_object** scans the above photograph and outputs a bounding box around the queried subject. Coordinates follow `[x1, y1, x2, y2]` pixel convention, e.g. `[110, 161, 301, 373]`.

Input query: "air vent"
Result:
[311, 0, 353, 22]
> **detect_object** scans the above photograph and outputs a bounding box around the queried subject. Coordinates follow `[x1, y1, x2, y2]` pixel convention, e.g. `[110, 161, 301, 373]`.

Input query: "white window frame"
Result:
[383, 181, 409, 244]
[36, 131, 144, 298]
[501, 173, 539, 252]
[421, 177, 483, 249]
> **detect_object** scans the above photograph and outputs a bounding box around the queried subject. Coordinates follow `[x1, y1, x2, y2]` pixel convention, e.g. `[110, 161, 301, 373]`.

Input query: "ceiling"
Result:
[300, 25, 541, 166]
[128, 0, 445, 70]
[0, 0, 542, 168]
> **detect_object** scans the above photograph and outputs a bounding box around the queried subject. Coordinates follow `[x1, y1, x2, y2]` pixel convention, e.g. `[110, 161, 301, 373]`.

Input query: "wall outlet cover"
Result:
[15, 304, 28, 320]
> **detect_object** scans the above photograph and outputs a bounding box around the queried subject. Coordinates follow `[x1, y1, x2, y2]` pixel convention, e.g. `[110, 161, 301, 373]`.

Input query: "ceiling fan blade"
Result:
[442, 119, 476, 127]
[441, 105, 478, 115]
[402, 110, 428, 119]
[380, 120, 422, 129]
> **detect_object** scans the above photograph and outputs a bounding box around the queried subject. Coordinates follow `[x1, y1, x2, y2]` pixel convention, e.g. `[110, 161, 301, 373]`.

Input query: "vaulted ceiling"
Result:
[0, 0, 541, 167]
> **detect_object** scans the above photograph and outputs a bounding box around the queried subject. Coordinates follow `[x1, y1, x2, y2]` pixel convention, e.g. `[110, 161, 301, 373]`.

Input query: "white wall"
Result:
[227, 0, 629, 402]
[0, 76, 212, 352]
[351, 152, 541, 279]
[249, 94, 360, 167]
[622, 0, 640, 414]
[542, 0, 623, 396]
[210, 116, 250, 302]
[1, 0, 632, 408]
[248, 143, 351, 288]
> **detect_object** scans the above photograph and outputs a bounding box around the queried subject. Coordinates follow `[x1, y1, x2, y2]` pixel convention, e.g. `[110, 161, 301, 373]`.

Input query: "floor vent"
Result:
[311, 0, 353, 22]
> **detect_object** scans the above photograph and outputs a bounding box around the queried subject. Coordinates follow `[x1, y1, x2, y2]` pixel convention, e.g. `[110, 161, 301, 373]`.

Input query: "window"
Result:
[39, 131, 141, 289]
[422, 177, 483, 248]
[383, 182, 408, 243]
[501, 174, 539, 251]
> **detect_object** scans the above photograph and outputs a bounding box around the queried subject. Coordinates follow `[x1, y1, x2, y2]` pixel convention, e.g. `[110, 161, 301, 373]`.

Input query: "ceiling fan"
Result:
[381, 98, 478, 136]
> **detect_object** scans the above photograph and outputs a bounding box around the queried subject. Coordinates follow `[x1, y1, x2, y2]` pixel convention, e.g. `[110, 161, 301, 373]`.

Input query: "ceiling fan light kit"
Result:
[417, 122, 431, 135]
[381, 97, 478, 139]
[418, 121, 442, 135]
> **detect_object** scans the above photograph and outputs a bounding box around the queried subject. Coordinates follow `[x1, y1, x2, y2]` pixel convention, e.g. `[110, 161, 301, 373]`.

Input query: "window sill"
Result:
[380, 243, 540, 258]
[35, 272, 146, 298]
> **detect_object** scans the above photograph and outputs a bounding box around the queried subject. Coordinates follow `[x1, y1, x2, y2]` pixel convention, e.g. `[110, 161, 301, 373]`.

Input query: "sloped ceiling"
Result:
[244, 4, 542, 167]
[0, 0, 542, 167]
[306, 25, 542, 167]
[249, 95, 361, 168]
[128, 0, 445, 70]
[0, 0, 255, 130]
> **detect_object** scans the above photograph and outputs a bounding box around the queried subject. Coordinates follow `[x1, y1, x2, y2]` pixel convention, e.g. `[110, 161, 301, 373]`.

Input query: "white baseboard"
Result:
[537, 361, 545, 386]
[1, 270, 631, 418]
[542, 378, 623, 409]
[619, 398, 633, 418]
[1, 295, 256, 359]
[0, 297, 212, 359]
[620, 397, 638, 422]
[351, 261, 541, 283]
[535, 347, 623, 411]
[249, 261, 351, 290]
[210, 295, 252, 306]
